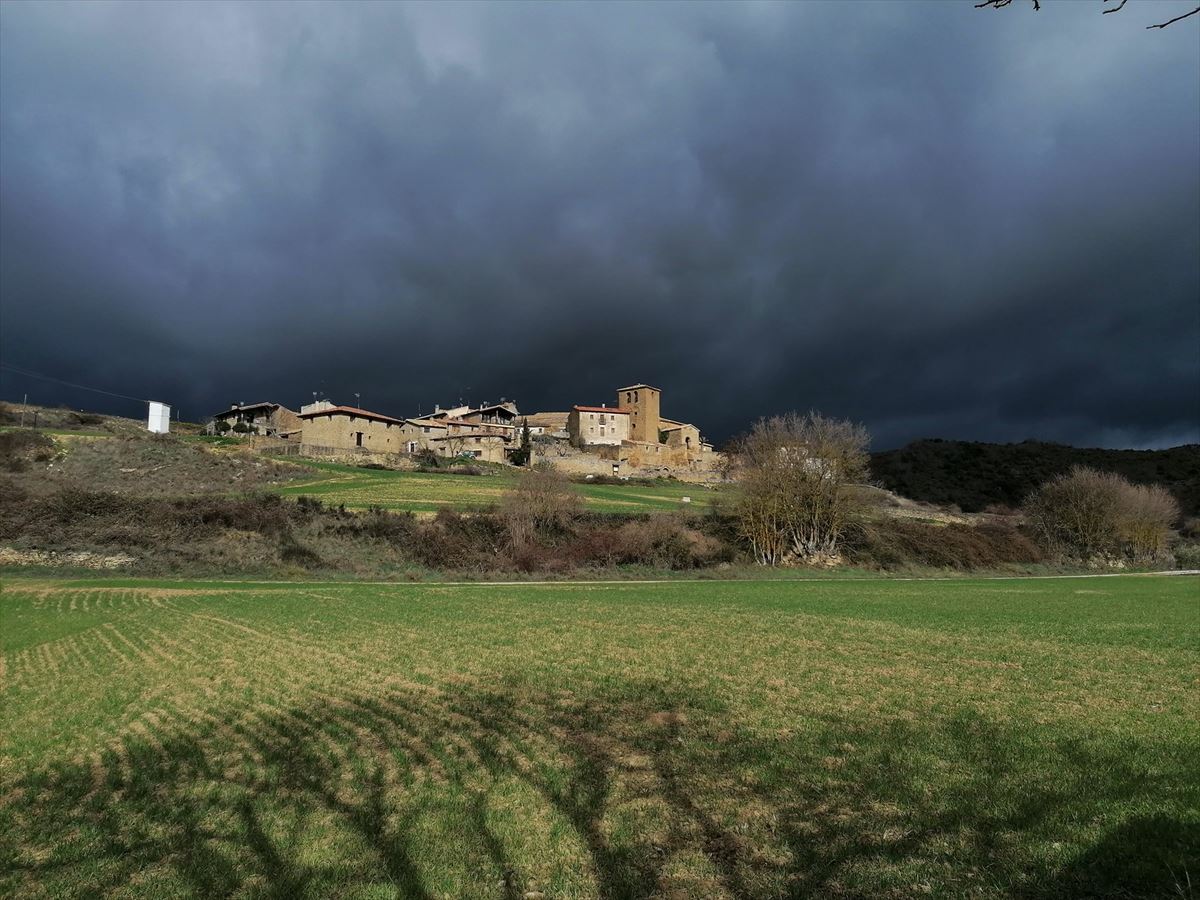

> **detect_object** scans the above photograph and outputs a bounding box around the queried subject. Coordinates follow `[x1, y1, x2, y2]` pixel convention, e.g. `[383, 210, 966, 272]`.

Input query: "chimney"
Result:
[434, 404, 441, 413]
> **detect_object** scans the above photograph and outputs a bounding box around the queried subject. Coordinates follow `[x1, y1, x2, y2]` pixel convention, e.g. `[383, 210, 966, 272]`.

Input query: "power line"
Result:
[0, 362, 152, 404]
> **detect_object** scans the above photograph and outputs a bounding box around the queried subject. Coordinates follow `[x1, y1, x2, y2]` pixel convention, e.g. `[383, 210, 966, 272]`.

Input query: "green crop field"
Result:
[2, 575, 1197, 898]
[274, 460, 718, 513]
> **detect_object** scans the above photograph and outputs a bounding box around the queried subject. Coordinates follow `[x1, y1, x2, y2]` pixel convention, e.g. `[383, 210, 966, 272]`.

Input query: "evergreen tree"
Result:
[517, 418, 533, 466]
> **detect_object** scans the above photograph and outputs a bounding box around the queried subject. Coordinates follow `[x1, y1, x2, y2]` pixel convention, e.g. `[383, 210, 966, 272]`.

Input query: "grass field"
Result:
[274, 460, 718, 513]
[2, 575, 1197, 898]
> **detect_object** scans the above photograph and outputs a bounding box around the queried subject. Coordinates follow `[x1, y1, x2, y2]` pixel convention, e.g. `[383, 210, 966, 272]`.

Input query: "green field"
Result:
[275, 460, 718, 513]
[2, 575, 1197, 898]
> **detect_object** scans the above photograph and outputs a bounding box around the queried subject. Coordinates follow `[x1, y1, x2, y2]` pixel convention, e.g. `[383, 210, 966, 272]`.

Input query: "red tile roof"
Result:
[573, 406, 630, 415]
[297, 405, 402, 424]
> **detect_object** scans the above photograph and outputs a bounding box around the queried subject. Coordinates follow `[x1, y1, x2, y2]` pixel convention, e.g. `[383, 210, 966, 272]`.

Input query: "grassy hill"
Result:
[275, 459, 716, 514]
[871, 439, 1200, 516]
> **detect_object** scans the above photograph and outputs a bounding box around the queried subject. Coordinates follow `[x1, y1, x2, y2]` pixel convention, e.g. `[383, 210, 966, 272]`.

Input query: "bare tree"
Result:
[1119, 483, 1180, 560]
[440, 433, 470, 461]
[731, 412, 871, 565]
[500, 466, 581, 551]
[976, 0, 1200, 30]
[1023, 466, 1180, 561]
[1023, 466, 1127, 559]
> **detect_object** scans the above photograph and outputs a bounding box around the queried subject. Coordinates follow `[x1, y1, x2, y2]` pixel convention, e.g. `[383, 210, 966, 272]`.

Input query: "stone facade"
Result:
[523, 412, 570, 437]
[617, 384, 661, 444]
[396, 419, 448, 454]
[213, 402, 302, 437]
[659, 419, 702, 454]
[432, 431, 510, 463]
[296, 405, 406, 452]
[568, 406, 631, 447]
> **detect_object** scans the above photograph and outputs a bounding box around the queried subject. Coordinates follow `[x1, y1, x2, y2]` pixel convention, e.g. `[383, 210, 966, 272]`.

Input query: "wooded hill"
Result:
[870, 439, 1200, 517]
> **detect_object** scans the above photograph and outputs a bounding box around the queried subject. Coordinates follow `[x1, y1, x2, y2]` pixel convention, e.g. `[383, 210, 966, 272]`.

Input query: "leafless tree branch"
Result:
[978, 0, 1199, 27]
[1147, 5, 1200, 28]
[975, 0, 1039, 10]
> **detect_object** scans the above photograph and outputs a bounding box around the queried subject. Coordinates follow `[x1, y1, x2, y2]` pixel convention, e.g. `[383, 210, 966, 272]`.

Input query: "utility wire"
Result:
[0, 362, 152, 404]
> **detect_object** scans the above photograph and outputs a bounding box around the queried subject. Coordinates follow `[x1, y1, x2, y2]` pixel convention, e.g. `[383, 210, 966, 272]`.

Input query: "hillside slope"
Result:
[870, 439, 1200, 516]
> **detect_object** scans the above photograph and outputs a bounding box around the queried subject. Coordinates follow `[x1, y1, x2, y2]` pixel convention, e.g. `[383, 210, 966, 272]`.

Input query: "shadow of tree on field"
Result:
[3, 681, 1195, 898]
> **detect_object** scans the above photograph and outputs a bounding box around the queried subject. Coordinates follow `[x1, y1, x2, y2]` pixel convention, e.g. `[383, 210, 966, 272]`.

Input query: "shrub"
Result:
[1119, 483, 1180, 560]
[500, 468, 581, 550]
[1023, 466, 1179, 562]
[566, 514, 726, 570]
[845, 519, 1043, 571]
[1172, 541, 1200, 570]
[409, 509, 506, 571]
[278, 532, 323, 567]
[730, 411, 871, 565]
[0, 430, 56, 472]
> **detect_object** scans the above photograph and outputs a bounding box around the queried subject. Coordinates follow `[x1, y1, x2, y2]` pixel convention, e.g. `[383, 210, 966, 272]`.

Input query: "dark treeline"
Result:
[871, 440, 1200, 516]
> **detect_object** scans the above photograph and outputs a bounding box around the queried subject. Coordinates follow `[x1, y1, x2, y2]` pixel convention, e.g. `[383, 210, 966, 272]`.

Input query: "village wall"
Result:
[533, 440, 724, 483]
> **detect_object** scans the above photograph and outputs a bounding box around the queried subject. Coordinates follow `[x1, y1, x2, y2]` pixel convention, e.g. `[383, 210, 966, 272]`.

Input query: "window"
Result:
[423, 426, 430, 433]
[355, 432, 364, 447]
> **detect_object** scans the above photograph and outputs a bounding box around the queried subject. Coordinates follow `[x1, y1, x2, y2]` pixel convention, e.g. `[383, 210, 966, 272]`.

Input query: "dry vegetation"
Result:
[730, 412, 870, 565]
[1023, 466, 1180, 563]
[1, 409, 1192, 577]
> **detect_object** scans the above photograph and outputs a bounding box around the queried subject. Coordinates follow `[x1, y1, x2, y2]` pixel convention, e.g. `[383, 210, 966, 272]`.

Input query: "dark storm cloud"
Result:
[2, 0, 1197, 447]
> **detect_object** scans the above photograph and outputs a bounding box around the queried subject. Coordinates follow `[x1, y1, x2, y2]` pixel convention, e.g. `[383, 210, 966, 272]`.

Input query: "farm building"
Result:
[211, 402, 301, 437]
[295, 405, 405, 451]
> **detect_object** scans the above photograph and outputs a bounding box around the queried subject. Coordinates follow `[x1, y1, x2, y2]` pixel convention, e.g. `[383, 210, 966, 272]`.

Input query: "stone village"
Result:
[210, 383, 719, 479]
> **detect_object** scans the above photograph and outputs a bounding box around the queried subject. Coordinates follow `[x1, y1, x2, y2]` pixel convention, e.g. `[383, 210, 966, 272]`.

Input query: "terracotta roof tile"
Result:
[297, 405, 402, 424]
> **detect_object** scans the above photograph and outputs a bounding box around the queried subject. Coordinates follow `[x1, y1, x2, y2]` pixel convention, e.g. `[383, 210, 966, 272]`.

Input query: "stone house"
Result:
[212, 402, 301, 437]
[296, 405, 406, 452]
[396, 418, 449, 454]
[568, 406, 631, 447]
[524, 412, 570, 438]
[659, 418, 702, 453]
[431, 430, 511, 463]
[459, 402, 520, 428]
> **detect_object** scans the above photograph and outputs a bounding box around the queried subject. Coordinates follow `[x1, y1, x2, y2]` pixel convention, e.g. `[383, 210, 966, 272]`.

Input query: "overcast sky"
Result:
[1, 0, 1197, 448]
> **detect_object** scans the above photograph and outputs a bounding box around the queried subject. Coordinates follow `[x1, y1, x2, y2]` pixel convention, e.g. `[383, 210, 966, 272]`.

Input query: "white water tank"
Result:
[148, 401, 171, 434]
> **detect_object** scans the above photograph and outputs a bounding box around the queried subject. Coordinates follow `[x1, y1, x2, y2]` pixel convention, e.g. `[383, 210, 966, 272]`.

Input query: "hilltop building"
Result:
[212, 382, 714, 476]
[619, 384, 661, 443]
[523, 412, 570, 438]
[296, 404, 405, 451]
[212, 402, 301, 437]
[568, 406, 631, 447]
